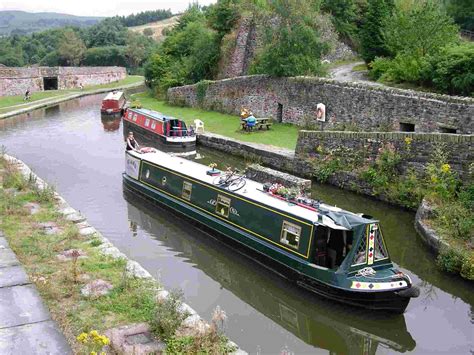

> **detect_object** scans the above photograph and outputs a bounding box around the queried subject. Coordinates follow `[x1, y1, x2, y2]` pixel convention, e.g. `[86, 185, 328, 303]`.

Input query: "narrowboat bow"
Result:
[123, 150, 419, 313]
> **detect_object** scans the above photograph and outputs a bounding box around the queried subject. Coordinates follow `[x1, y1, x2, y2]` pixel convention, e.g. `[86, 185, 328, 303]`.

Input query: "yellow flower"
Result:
[441, 164, 451, 173]
[431, 175, 438, 183]
[76, 333, 88, 343]
[90, 330, 99, 338]
[90, 352, 97, 355]
[100, 335, 110, 345]
[100, 352, 106, 355]
[316, 145, 323, 153]
[404, 137, 412, 145]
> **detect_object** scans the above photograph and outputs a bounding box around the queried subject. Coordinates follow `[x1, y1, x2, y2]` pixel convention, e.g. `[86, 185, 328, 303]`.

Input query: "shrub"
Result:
[437, 245, 465, 274]
[151, 289, 189, 341]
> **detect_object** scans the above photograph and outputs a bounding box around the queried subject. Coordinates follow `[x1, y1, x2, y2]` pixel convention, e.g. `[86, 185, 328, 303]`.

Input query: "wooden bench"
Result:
[240, 118, 273, 131]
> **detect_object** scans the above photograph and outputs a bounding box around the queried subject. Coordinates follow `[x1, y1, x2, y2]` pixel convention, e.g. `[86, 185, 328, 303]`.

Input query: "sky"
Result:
[0, 0, 216, 17]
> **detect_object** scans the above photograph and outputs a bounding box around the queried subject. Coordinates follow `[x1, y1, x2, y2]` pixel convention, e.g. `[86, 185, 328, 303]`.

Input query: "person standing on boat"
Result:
[126, 132, 140, 152]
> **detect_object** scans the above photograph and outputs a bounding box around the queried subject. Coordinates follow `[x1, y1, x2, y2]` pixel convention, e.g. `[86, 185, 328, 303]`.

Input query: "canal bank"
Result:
[0, 77, 145, 120]
[0, 153, 243, 354]
[0, 93, 472, 354]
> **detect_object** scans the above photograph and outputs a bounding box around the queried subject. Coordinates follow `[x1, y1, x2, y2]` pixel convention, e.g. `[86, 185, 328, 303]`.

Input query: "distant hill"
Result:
[129, 15, 180, 41]
[0, 11, 103, 36]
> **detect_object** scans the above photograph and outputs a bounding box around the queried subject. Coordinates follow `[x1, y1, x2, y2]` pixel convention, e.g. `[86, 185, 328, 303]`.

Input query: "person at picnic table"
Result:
[244, 114, 256, 130]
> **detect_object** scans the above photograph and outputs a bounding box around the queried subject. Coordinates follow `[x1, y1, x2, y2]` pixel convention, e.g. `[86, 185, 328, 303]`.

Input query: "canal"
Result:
[0, 94, 472, 354]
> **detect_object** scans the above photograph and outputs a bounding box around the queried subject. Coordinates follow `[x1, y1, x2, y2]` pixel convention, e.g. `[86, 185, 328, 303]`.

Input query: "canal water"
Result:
[0, 94, 472, 354]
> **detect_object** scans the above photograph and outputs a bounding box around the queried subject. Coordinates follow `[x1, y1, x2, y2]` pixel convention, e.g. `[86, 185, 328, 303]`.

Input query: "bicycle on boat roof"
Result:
[212, 168, 252, 192]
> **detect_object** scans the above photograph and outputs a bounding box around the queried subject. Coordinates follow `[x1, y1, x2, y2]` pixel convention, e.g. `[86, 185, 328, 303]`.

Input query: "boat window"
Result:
[280, 221, 301, 249]
[133, 114, 138, 122]
[182, 181, 192, 201]
[371, 224, 388, 261]
[128, 111, 132, 119]
[145, 118, 150, 127]
[215, 195, 230, 218]
[352, 230, 367, 266]
[151, 121, 156, 129]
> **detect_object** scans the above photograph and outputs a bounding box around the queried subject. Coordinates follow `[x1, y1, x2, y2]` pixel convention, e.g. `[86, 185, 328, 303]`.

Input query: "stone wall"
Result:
[246, 164, 312, 194]
[295, 131, 473, 180]
[0, 66, 126, 96]
[168, 75, 474, 134]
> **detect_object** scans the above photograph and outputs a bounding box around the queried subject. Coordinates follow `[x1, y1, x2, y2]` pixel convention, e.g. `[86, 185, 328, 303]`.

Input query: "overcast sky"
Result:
[0, 1, 216, 17]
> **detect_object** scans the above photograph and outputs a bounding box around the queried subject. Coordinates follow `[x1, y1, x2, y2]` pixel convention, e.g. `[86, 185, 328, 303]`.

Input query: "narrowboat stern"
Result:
[123, 150, 419, 313]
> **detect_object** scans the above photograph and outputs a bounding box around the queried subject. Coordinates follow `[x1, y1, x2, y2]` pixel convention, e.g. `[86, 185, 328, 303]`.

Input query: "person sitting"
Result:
[244, 115, 256, 131]
[126, 132, 140, 152]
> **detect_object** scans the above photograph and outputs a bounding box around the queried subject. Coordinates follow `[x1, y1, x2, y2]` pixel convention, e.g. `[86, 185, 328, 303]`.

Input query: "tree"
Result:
[383, 0, 459, 58]
[251, 0, 328, 77]
[206, 0, 240, 37]
[125, 32, 151, 68]
[58, 29, 86, 66]
[359, 0, 393, 63]
[321, 0, 358, 42]
[445, 0, 474, 31]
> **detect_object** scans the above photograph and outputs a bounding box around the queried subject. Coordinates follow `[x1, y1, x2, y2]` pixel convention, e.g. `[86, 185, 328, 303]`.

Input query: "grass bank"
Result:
[0, 75, 144, 114]
[0, 153, 235, 354]
[131, 92, 300, 150]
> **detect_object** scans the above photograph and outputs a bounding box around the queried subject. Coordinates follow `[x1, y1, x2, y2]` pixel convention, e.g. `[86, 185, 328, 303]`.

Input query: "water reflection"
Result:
[101, 114, 121, 132]
[124, 191, 416, 354]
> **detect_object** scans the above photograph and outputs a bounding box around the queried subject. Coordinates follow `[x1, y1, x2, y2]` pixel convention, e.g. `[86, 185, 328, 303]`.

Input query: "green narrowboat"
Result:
[123, 150, 419, 313]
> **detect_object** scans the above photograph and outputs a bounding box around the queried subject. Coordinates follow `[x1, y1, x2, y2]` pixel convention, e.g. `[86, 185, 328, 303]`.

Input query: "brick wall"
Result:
[168, 75, 474, 134]
[0, 66, 126, 97]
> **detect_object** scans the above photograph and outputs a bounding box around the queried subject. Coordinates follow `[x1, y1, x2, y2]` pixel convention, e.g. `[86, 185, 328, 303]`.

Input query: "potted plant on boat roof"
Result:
[207, 163, 221, 176]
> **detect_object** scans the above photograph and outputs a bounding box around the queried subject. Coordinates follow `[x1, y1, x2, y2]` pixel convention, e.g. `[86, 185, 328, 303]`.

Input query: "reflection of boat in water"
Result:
[101, 115, 121, 132]
[124, 191, 417, 353]
[123, 108, 196, 156]
[123, 150, 419, 312]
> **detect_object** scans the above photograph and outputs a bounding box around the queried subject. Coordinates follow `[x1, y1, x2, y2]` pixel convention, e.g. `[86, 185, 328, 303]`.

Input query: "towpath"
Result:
[329, 61, 383, 87]
[0, 231, 72, 354]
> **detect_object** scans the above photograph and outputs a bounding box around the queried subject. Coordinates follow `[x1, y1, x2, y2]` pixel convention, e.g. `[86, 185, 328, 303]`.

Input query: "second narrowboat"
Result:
[123, 107, 196, 155]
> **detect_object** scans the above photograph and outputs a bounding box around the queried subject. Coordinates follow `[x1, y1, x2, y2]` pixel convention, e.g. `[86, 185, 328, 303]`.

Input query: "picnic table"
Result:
[240, 117, 273, 131]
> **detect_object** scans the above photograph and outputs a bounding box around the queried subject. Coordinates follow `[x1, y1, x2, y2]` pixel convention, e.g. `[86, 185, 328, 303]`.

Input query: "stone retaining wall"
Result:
[246, 164, 312, 194]
[0, 66, 126, 97]
[168, 75, 474, 134]
[295, 131, 473, 181]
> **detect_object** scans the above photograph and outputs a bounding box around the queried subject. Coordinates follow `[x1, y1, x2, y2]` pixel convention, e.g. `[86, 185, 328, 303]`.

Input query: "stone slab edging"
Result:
[3, 154, 245, 355]
[0, 80, 145, 121]
[414, 198, 449, 254]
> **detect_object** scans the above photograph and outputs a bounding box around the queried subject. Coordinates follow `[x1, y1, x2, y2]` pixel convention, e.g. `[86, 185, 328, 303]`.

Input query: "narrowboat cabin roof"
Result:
[129, 150, 377, 231]
[103, 91, 124, 101]
[129, 108, 184, 123]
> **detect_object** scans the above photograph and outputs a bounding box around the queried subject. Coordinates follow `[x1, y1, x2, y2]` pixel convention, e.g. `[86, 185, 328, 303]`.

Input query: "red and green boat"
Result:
[123, 150, 419, 313]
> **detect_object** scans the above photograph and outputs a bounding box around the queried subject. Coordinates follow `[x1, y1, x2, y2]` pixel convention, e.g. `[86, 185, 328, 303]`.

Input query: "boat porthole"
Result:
[162, 176, 167, 185]
[145, 170, 150, 179]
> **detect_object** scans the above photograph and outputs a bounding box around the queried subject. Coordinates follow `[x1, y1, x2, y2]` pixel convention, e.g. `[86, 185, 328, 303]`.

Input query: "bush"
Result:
[423, 43, 474, 96]
[437, 245, 465, 274]
[151, 289, 189, 341]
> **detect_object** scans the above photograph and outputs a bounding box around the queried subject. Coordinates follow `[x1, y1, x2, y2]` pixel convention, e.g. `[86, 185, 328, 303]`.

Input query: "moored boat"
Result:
[123, 150, 419, 313]
[123, 108, 196, 155]
[100, 91, 126, 115]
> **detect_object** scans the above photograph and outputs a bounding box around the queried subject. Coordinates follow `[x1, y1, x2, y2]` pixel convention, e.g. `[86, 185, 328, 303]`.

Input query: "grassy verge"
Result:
[0, 153, 235, 354]
[131, 92, 299, 150]
[0, 75, 144, 114]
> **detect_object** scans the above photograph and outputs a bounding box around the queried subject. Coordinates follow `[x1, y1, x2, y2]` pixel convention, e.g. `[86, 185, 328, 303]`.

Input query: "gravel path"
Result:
[329, 61, 383, 87]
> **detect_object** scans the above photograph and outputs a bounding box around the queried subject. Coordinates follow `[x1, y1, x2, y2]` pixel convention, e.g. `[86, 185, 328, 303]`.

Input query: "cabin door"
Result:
[313, 226, 353, 269]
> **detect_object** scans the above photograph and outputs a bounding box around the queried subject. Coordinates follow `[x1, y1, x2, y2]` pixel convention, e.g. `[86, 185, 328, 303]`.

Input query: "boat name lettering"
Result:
[207, 199, 240, 217]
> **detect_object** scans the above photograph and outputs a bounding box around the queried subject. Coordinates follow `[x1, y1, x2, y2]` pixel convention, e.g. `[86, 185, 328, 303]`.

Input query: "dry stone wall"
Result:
[168, 75, 474, 134]
[0, 66, 126, 96]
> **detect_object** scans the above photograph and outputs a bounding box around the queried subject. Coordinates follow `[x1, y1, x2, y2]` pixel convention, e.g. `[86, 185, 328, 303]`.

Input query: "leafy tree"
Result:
[383, 0, 459, 58]
[82, 46, 127, 66]
[39, 51, 60, 66]
[359, 0, 393, 63]
[206, 0, 240, 37]
[445, 0, 474, 31]
[117, 9, 173, 27]
[144, 53, 167, 87]
[251, 0, 328, 77]
[321, 0, 358, 41]
[125, 32, 153, 68]
[58, 29, 86, 65]
[84, 18, 127, 47]
[143, 28, 154, 37]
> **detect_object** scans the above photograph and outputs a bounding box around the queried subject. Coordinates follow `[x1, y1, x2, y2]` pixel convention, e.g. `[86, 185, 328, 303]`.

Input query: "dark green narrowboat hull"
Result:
[123, 173, 413, 313]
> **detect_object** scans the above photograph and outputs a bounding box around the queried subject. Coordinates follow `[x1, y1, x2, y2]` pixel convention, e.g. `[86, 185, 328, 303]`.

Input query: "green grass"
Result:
[352, 63, 368, 72]
[0, 75, 144, 113]
[132, 92, 300, 150]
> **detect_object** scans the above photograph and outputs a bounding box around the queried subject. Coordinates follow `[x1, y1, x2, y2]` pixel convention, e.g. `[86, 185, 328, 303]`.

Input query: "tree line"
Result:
[0, 9, 175, 70]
